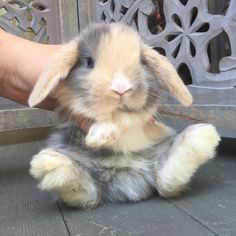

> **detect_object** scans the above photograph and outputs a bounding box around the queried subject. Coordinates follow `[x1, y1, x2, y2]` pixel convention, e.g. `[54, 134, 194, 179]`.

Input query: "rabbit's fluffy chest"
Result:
[84, 118, 176, 154]
[110, 124, 156, 153]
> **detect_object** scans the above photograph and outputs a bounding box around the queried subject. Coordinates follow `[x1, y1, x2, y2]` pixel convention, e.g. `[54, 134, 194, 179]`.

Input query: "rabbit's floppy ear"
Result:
[142, 45, 192, 107]
[28, 40, 78, 107]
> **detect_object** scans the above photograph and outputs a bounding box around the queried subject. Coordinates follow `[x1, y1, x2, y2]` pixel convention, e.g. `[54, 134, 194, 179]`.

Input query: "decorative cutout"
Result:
[172, 42, 181, 59]
[93, 0, 236, 87]
[166, 34, 179, 42]
[0, 7, 8, 16]
[148, 0, 165, 34]
[178, 63, 193, 85]
[190, 7, 198, 26]
[179, 0, 188, 6]
[96, 0, 155, 32]
[208, 0, 230, 16]
[99, 0, 109, 3]
[120, 5, 128, 15]
[154, 47, 166, 56]
[148, 11, 160, 34]
[0, 0, 50, 43]
[32, 3, 46, 11]
[190, 40, 196, 57]
[195, 22, 209, 32]
[207, 30, 231, 73]
[172, 14, 182, 27]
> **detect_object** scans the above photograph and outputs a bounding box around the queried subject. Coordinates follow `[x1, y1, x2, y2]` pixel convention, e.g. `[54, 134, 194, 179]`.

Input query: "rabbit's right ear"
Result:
[28, 40, 78, 107]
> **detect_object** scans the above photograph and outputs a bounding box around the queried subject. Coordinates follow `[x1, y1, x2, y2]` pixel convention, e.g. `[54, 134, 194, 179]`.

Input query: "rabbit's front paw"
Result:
[85, 122, 119, 148]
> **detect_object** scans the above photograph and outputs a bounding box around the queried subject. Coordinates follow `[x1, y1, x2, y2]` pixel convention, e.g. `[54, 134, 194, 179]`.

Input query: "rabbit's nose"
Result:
[110, 73, 132, 95]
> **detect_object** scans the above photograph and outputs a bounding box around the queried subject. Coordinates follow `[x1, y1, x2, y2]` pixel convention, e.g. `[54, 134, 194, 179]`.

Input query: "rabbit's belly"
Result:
[100, 170, 155, 202]
[47, 123, 173, 202]
[75, 153, 156, 202]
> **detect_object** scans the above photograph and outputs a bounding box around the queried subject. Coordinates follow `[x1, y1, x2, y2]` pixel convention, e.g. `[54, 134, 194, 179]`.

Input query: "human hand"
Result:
[0, 30, 62, 110]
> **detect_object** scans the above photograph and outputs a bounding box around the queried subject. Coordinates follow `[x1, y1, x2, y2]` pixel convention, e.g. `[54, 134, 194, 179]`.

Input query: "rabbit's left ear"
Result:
[142, 45, 192, 107]
[28, 40, 78, 107]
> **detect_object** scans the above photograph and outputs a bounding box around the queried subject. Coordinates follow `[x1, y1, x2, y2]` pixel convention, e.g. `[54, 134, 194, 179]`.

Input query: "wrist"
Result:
[0, 30, 61, 108]
[0, 31, 13, 96]
[0, 30, 61, 98]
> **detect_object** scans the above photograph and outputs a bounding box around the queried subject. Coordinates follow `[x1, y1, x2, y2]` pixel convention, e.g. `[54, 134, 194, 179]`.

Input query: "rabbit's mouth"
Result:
[117, 106, 142, 113]
[114, 97, 142, 113]
[115, 99, 147, 113]
[109, 87, 147, 111]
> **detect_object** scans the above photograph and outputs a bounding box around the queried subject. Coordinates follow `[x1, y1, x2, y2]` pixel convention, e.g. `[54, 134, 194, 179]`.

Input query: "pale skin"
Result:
[0, 29, 61, 109]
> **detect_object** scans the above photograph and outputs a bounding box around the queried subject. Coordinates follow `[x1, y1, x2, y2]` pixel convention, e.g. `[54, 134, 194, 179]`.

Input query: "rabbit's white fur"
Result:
[30, 123, 220, 207]
[31, 148, 100, 207]
[156, 124, 220, 197]
[29, 23, 220, 208]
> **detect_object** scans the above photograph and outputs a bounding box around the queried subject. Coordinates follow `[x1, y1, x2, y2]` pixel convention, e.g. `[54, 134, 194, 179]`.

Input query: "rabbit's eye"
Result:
[86, 57, 95, 69]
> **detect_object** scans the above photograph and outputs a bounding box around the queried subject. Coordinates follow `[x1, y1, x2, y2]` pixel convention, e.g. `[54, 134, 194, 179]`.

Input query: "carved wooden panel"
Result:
[0, 0, 63, 43]
[88, 0, 236, 137]
[90, 0, 236, 103]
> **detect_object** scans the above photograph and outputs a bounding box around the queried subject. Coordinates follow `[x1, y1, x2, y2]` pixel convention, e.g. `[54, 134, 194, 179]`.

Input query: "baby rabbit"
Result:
[29, 23, 220, 208]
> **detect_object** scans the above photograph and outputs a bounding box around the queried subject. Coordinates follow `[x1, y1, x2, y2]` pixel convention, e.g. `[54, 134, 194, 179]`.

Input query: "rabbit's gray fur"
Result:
[29, 23, 220, 208]
[47, 122, 175, 203]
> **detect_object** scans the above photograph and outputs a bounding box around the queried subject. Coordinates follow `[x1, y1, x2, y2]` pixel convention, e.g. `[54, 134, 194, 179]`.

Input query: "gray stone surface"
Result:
[0, 129, 69, 236]
[61, 199, 215, 236]
[171, 140, 236, 236]
[0, 131, 235, 236]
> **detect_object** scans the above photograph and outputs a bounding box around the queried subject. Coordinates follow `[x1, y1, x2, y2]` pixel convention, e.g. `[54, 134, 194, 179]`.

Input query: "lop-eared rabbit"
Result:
[29, 23, 220, 208]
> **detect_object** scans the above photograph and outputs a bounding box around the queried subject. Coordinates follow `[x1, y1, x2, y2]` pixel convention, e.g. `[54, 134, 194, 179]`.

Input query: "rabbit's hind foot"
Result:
[30, 148, 100, 208]
[156, 124, 220, 198]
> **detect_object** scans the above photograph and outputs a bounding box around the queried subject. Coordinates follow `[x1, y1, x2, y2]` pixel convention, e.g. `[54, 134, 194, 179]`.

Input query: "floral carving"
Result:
[165, 8, 210, 59]
[93, 0, 236, 88]
[96, 0, 154, 35]
[0, 0, 50, 42]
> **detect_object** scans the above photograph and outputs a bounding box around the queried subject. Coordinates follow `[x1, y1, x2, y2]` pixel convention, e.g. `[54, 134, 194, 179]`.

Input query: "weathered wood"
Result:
[188, 86, 236, 105]
[58, 0, 79, 42]
[0, 127, 51, 146]
[159, 105, 236, 138]
[161, 86, 236, 105]
[0, 98, 26, 110]
[0, 108, 58, 132]
[78, 0, 92, 31]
